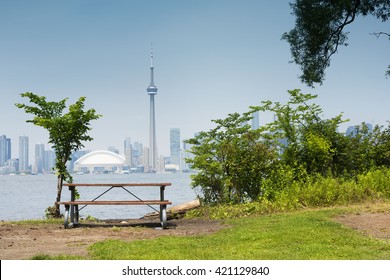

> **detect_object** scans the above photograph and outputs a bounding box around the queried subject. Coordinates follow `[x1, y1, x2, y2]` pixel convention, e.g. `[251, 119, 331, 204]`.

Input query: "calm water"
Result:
[0, 173, 197, 221]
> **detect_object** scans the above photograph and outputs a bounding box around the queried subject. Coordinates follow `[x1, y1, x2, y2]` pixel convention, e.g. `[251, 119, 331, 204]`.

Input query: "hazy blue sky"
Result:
[1, 0, 389, 159]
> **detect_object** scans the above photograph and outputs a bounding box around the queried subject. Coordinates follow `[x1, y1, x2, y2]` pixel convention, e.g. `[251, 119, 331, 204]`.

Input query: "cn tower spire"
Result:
[147, 43, 157, 94]
[147, 43, 158, 172]
[150, 43, 154, 67]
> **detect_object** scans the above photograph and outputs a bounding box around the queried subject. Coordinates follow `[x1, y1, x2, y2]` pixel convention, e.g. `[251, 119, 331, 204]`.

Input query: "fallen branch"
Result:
[142, 199, 200, 220]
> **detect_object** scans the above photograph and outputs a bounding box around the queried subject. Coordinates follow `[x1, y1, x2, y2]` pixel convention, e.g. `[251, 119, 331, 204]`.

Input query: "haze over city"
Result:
[1, 0, 388, 161]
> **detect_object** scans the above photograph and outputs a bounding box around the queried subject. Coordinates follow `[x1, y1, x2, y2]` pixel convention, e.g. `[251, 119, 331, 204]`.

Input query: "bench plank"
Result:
[59, 200, 172, 205]
[63, 183, 172, 187]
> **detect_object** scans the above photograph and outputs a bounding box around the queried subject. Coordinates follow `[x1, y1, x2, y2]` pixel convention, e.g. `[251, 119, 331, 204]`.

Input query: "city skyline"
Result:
[0, 129, 191, 173]
[1, 1, 388, 159]
[0, 120, 376, 171]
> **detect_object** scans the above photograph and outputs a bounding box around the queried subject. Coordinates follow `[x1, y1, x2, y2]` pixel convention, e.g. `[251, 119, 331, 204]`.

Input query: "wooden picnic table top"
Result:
[59, 200, 172, 205]
[63, 182, 172, 187]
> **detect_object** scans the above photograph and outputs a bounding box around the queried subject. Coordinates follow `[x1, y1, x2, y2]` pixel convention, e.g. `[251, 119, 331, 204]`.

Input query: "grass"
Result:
[87, 205, 390, 260]
[31, 254, 86, 260]
[1, 218, 63, 225]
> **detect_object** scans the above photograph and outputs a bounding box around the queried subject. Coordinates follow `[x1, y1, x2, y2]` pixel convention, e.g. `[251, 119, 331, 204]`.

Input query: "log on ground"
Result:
[142, 199, 200, 220]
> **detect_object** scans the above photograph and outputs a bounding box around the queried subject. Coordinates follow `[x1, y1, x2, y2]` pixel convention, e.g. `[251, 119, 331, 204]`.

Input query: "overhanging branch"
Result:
[323, 3, 359, 65]
[369, 32, 390, 39]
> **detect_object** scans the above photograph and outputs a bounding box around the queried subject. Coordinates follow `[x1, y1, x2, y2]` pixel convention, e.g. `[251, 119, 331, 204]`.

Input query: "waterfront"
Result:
[0, 173, 197, 221]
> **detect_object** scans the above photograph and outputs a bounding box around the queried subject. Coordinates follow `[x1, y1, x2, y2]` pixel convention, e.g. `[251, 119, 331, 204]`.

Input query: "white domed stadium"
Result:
[74, 150, 126, 173]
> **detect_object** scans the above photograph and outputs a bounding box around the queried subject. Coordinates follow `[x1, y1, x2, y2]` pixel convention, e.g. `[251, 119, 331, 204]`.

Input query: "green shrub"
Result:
[357, 167, 390, 198]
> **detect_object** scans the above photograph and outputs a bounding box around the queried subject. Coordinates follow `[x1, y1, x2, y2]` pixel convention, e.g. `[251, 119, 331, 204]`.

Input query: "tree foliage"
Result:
[282, 0, 390, 87]
[16, 93, 101, 217]
[186, 89, 390, 205]
[186, 111, 277, 204]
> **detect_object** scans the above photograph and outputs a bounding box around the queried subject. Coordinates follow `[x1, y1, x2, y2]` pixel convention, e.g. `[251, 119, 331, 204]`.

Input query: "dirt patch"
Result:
[0, 218, 225, 260]
[335, 212, 390, 240]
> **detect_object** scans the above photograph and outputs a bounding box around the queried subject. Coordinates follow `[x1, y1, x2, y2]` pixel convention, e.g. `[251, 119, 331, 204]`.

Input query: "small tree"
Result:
[185, 110, 277, 204]
[16, 93, 101, 218]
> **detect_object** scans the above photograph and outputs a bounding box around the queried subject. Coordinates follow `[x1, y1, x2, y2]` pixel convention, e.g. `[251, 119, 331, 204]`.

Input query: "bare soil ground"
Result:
[0, 218, 225, 260]
[335, 212, 390, 240]
[1, 205, 390, 260]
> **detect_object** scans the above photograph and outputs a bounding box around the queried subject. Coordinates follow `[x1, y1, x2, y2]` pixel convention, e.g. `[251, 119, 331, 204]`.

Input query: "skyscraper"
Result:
[182, 140, 194, 172]
[108, 146, 119, 154]
[44, 149, 55, 173]
[346, 122, 373, 137]
[251, 111, 260, 130]
[0, 135, 6, 166]
[19, 136, 29, 173]
[5, 138, 11, 163]
[124, 137, 132, 167]
[0, 135, 11, 166]
[132, 141, 143, 167]
[147, 45, 158, 172]
[170, 128, 181, 168]
[34, 143, 45, 173]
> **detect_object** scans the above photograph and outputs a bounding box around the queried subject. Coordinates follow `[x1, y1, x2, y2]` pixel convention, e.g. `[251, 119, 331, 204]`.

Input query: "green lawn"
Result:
[87, 207, 390, 260]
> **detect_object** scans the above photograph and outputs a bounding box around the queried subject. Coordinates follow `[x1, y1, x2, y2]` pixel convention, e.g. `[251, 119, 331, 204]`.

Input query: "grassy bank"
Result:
[85, 202, 390, 260]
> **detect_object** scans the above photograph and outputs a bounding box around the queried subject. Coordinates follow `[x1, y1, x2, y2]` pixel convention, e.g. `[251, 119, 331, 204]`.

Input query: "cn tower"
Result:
[147, 45, 158, 171]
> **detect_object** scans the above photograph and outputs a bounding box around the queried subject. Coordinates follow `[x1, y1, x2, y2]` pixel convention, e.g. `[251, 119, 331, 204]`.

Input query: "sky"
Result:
[1, 0, 389, 162]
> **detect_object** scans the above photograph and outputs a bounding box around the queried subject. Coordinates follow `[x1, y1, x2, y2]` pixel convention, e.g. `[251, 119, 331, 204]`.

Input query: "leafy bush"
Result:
[186, 89, 390, 209]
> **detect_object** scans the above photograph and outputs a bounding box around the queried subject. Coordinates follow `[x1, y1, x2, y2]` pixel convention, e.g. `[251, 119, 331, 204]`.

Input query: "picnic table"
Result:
[58, 182, 172, 229]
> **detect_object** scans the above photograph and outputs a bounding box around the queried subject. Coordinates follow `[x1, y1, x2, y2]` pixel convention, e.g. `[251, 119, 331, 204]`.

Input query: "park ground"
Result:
[0, 218, 224, 259]
[1, 202, 390, 260]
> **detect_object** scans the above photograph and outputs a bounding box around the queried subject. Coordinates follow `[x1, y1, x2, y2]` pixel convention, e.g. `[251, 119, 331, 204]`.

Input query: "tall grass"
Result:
[188, 167, 390, 219]
[294, 167, 390, 207]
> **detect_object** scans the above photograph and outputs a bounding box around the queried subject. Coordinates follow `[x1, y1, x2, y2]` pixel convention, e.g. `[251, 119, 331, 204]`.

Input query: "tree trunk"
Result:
[54, 174, 64, 218]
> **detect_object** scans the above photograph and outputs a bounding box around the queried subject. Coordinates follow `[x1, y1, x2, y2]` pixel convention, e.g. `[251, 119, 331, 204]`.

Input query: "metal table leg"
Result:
[64, 204, 70, 229]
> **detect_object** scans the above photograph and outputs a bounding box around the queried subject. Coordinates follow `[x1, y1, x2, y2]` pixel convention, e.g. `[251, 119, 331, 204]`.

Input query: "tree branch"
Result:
[323, 1, 359, 66]
[369, 32, 390, 39]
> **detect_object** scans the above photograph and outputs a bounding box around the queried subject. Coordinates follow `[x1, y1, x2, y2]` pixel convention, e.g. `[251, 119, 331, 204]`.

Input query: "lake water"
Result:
[0, 173, 198, 221]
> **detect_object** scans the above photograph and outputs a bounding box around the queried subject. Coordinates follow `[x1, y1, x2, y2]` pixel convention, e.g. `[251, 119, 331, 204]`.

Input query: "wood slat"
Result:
[59, 200, 172, 205]
[63, 183, 172, 187]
